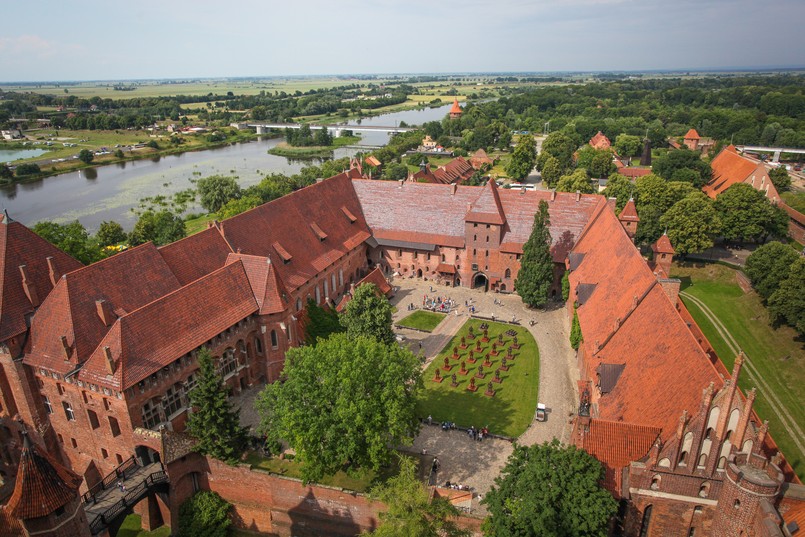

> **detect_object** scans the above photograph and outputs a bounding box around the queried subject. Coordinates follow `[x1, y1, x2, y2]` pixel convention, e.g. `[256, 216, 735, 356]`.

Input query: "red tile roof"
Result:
[575, 419, 660, 495]
[365, 155, 381, 168]
[450, 98, 462, 115]
[335, 267, 392, 312]
[78, 261, 258, 390]
[619, 199, 639, 222]
[157, 225, 232, 285]
[25, 243, 181, 373]
[652, 233, 675, 255]
[469, 149, 494, 170]
[703, 145, 759, 199]
[684, 128, 700, 140]
[0, 218, 83, 342]
[780, 496, 805, 534]
[226, 253, 289, 315]
[589, 131, 611, 150]
[434, 157, 476, 184]
[616, 167, 652, 178]
[466, 179, 506, 225]
[5, 434, 82, 520]
[569, 207, 723, 441]
[216, 173, 372, 293]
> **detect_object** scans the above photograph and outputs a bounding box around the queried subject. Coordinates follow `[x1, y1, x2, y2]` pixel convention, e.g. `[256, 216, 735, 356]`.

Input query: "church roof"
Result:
[684, 128, 700, 140]
[25, 243, 182, 374]
[78, 261, 257, 390]
[433, 156, 475, 184]
[5, 434, 83, 520]
[0, 217, 83, 342]
[450, 98, 462, 115]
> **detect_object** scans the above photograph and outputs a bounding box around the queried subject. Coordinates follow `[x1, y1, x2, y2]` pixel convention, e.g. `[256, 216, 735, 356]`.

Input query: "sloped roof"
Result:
[465, 179, 506, 225]
[225, 253, 289, 315]
[589, 131, 611, 150]
[5, 434, 83, 520]
[158, 225, 232, 285]
[652, 233, 675, 255]
[703, 145, 759, 198]
[0, 218, 83, 342]
[336, 267, 392, 312]
[216, 173, 372, 293]
[569, 208, 723, 441]
[616, 167, 651, 178]
[597, 363, 625, 394]
[25, 243, 181, 373]
[450, 98, 462, 115]
[574, 419, 660, 496]
[684, 128, 700, 140]
[619, 199, 639, 222]
[78, 261, 258, 390]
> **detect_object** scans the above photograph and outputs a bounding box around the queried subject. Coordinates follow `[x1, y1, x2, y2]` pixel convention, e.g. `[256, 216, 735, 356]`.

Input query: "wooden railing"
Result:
[88, 470, 168, 535]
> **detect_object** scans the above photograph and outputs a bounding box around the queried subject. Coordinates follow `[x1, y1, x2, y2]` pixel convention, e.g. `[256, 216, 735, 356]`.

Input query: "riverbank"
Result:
[267, 136, 361, 158]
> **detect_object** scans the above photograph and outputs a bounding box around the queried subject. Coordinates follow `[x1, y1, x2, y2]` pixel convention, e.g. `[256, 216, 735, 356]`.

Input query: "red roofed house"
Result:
[449, 98, 462, 120]
[410, 156, 476, 185]
[469, 149, 494, 170]
[335, 266, 394, 312]
[589, 131, 611, 150]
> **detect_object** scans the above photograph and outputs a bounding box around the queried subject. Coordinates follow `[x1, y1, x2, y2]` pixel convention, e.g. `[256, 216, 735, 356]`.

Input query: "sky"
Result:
[1, 0, 804, 82]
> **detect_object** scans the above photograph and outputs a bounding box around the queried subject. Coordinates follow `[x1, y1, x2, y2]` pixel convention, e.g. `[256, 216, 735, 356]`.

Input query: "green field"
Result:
[781, 190, 805, 213]
[267, 135, 360, 158]
[397, 311, 446, 332]
[417, 319, 539, 438]
[671, 262, 805, 481]
[115, 514, 171, 537]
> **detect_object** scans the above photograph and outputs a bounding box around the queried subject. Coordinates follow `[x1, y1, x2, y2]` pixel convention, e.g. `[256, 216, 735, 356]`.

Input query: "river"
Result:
[2, 103, 454, 231]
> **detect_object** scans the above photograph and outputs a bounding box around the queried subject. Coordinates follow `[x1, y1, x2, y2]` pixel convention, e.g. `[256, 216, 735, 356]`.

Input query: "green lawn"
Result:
[417, 319, 539, 438]
[671, 262, 805, 481]
[397, 311, 446, 332]
[782, 191, 805, 213]
[115, 514, 171, 537]
[243, 451, 422, 492]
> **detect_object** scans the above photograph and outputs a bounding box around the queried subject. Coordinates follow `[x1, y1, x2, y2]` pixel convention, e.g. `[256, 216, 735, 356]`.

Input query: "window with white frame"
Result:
[219, 349, 237, 378]
[43, 395, 53, 414]
[163, 384, 184, 418]
[62, 401, 75, 421]
[142, 400, 162, 430]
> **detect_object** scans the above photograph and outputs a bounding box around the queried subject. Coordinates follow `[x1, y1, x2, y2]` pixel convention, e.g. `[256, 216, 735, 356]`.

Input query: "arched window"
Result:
[219, 349, 237, 377]
[639, 505, 653, 537]
[679, 450, 689, 465]
[697, 453, 707, 467]
[270, 330, 278, 349]
[441, 254, 445, 262]
[505, 268, 511, 278]
[718, 456, 727, 470]
[650, 475, 661, 490]
[296, 298, 302, 312]
[255, 337, 263, 354]
[733, 499, 741, 509]
[315, 286, 321, 304]
[699, 483, 710, 498]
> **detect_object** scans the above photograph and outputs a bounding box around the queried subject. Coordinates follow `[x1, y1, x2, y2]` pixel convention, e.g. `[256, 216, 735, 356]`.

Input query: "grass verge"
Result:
[417, 319, 539, 438]
[115, 514, 171, 537]
[671, 261, 805, 481]
[397, 311, 446, 332]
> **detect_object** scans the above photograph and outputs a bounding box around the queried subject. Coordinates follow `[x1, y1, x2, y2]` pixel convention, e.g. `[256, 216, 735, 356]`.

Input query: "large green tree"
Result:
[614, 134, 642, 157]
[340, 282, 395, 345]
[483, 440, 617, 537]
[575, 146, 615, 178]
[659, 192, 722, 255]
[769, 167, 791, 191]
[744, 241, 800, 300]
[515, 200, 554, 307]
[129, 209, 186, 246]
[367, 455, 468, 537]
[78, 149, 94, 164]
[555, 169, 595, 194]
[652, 148, 711, 188]
[32, 220, 100, 264]
[216, 195, 262, 220]
[178, 491, 232, 537]
[540, 132, 577, 169]
[505, 136, 537, 180]
[540, 155, 563, 188]
[187, 348, 247, 463]
[714, 184, 789, 243]
[95, 221, 127, 247]
[602, 173, 633, 212]
[768, 257, 805, 335]
[196, 175, 242, 213]
[304, 297, 345, 345]
[256, 333, 422, 483]
[634, 175, 696, 245]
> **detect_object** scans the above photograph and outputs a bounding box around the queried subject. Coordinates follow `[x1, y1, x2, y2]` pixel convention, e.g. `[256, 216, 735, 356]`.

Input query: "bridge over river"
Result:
[240, 122, 416, 136]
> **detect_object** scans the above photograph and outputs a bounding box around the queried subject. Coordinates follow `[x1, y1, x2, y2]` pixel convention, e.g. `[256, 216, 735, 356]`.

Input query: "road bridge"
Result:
[244, 122, 415, 136]
[736, 145, 805, 163]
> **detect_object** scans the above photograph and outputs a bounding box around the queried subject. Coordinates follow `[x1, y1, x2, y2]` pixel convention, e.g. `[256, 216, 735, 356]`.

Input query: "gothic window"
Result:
[271, 330, 279, 349]
[87, 409, 100, 429]
[733, 499, 740, 509]
[163, 384, 184, 418]
[296, 298, 302, 312]
[141, 400, 161, 430]
[339, 269, 344, 288]
[315, 286, 321, 304]
[441, 254, 446, 262]
[505, 268, 511, 278]
[650, 475, 660, 490]
[219, 349, 237, 378]
[697, 453, 707, 467]
[698, 483, 710, 498]
[331, 274, 336, 293]
[718, 456, 727, 470]
[43, 395, 53, 414]
[639, 505, 653, 537]
[185, 373, 198, 395]
[255, 337, 263, 354]
[679, 450, 689, 465]
[62, 401, 75, 421]
[108, 416, 121, 437]
[324, 279, 329, 297]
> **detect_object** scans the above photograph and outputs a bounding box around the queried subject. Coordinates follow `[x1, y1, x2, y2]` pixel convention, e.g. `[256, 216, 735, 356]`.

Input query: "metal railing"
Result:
[82, 456, 137, 504]
[88, 470, 168, 535]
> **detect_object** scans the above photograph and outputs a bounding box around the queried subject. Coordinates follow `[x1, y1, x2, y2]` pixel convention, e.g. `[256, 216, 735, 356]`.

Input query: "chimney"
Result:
[60, 335, 72, 360]
[658, 278, 681, 304]
[46, 256, 59, 287]
[575, 190, 581, 202]
[103, 346, 116, 374]
[95, 299, 115, 326]
[18, 265, 40, 307]
[520, 187, 526, 195]
[452, 183, 458, 195]
[550, 189, 556, 201]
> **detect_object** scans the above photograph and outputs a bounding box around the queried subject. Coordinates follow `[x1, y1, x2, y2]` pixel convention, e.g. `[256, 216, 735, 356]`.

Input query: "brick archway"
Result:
[472, 272, 488, 291]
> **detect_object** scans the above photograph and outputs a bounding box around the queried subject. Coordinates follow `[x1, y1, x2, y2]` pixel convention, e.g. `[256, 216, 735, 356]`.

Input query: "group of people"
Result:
[443, 481, 472, 491]
[467, 425, 489, 441]
[423, 294, 456, 313]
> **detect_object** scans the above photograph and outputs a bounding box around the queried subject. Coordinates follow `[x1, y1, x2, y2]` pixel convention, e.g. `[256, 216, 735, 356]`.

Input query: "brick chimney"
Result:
[60, 335, 72, 360]
[95, 299, 115, 326]
[657, 278, 681, 304]
[46, 256, 60, 287]
[18, 265, 39, 307]
[103, 346, 116, 374]
[550, 189, 556, 201]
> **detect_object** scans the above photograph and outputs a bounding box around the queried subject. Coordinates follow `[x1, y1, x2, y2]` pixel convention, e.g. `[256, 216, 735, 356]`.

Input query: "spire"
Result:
[449, 98, 462, 119]
[465, 178, 506, 225]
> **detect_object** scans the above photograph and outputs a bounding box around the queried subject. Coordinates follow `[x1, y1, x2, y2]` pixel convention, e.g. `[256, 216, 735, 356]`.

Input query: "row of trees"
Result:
[745, 243, 805, 336]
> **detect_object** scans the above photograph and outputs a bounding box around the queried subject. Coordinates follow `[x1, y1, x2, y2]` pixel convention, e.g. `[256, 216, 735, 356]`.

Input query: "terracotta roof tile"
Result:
[157, 226, 232, 285]
[5, 435, 82, 520]
[433, 157, 476, 184]
[466, 180, 506, 225]
[576, 419, 660, 496]
[780, 496, 805, 534]
[589, 131, 611, 150]
[450, 98, 462, 115]
[78, 261, 258, 390]
[619, 199, 639, 222]
[616, 167, 651, 178]
[652, 234, 675, 255]
[703, 145, 759, 198]
[217, 173, 372, 293]
[226, 253, 289, 315]
[684, 128, 700, 140]
[0, 219, 83, 342]
[25, 243, 181, 373]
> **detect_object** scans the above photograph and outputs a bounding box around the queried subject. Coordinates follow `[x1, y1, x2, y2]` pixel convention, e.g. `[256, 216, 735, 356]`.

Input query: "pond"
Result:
[0, 148, 48, 163]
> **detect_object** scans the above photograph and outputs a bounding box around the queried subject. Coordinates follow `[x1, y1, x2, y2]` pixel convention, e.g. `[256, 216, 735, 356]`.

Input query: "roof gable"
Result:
[619, 199, 639, 222]
[465, 179, 506, 225]
[226, 253, 289, 315]
[157, 225, 232, 285]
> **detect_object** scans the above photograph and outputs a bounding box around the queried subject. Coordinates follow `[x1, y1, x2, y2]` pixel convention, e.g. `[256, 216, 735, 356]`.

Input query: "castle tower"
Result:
[711, 452, 784, 537]
[684, 128, 701, 151]
[618, 198, 639, 240]
[449, 98, 463, 120]
[651, 233, 675, 277]
[3, 431, 90, 537]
